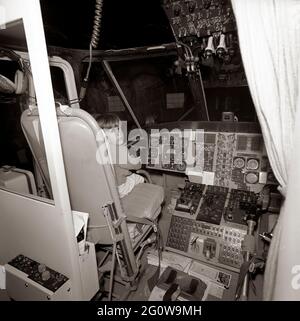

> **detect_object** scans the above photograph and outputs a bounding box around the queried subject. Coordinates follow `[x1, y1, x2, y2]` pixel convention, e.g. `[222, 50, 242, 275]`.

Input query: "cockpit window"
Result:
[81, 54, 257, 126]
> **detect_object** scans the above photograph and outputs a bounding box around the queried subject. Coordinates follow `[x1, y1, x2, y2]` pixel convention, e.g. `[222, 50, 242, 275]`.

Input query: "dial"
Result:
[247, 158, 259, 170]
[176, 161, 187, 172]
[233, 157, 245, 169]
[188, 1, 196, 13]
[42, 270, 51, 281]
[245, 172, 259, 184]
[173, 4, 182, 17]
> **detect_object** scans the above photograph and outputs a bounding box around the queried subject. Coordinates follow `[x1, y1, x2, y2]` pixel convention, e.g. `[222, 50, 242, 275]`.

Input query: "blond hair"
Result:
[96, 113, 120, 129]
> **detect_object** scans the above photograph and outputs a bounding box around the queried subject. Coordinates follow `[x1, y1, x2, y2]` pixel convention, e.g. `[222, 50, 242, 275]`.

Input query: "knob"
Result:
[204, 0, 211, 9]
[216, 34, 227, 58]
[173, 5, 181, 17]
[204, 36, 215, 58]
[188, 24, 197, 36]
[42, 270, 51, 281]
[228, 48, 235, 58]
[38, 264, 46, 273]
[56, 274, 64, 282]
[188, 1, 196, 13]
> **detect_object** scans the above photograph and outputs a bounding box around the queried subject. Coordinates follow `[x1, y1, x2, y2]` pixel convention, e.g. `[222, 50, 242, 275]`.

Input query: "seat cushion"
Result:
[122, 183, 164, 220]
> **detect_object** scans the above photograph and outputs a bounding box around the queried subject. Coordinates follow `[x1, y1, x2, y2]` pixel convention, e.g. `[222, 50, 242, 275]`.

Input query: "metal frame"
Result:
[0, 52, 80, 109]
[102, 60, 141, 129]
[16, 52, 80, 108]
[86, 43, 209, 123]
[0, 0, 84, 299]
[100, 48, 177, 129]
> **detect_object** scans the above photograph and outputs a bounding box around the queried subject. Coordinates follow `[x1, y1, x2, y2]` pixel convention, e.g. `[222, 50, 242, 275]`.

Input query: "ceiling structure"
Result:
[40, 0, 174, 50]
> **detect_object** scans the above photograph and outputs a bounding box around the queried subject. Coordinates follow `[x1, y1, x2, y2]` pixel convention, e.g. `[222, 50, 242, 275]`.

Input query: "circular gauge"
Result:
[247, 158, 259, 170]
[233, 157, 245, 169]
[245, 172, 259, 184]
[176, 161, 187, 172]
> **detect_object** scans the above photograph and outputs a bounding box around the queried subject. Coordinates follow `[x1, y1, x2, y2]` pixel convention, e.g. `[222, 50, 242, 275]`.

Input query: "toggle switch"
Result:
[216, 34, 227, 58]
[204, 36, 215, 58]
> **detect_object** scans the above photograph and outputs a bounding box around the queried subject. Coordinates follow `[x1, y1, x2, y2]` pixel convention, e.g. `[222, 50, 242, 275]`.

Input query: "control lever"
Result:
[216, 34, 227, 58]
[259, 232, 273, 243]
[236, 206, 262, 301]
[204, 36, 215, 58]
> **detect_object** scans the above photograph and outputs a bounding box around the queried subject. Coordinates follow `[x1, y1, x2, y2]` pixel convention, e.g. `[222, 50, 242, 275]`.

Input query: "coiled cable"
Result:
[90, 0, 104, 49]
[80, 0, 104, 100]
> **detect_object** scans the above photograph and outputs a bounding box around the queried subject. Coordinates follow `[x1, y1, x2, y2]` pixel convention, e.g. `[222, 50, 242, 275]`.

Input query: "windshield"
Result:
[81, 54, 257, 127]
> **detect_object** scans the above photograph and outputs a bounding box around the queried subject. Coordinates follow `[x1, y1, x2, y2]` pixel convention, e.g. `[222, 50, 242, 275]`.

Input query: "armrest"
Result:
[136, 169, 152, 183]
[126, 215, 155, 226]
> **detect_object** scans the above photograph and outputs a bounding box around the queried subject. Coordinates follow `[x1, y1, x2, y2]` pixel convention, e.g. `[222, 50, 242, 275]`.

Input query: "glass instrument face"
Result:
[233, 157, 245, 169]
[245, 172, 259, 184]
[246, 158, 259, 170]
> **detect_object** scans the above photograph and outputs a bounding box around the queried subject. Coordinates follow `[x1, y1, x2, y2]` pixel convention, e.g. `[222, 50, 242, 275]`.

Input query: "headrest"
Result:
[0, 74, 16, 94]
[14, 70, 27, 94]
[0, 70, 27, 94]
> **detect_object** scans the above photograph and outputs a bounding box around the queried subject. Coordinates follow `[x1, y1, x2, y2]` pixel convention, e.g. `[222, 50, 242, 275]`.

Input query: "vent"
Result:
[251, 136, 262, 151]
[107, 96, 125, 112]
[204, 133, 216, 144]
[237, 135, 247, 151]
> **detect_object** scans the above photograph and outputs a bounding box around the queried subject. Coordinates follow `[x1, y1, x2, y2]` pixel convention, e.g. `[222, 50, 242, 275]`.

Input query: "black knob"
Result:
[174, 5, 181, 16]
[204, 0, 211, 9]
[188, 1, 196, 13]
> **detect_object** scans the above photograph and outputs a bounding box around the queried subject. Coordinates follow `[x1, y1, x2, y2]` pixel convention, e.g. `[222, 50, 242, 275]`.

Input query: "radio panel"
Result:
[166, 214, 247, 272]
[7, 254, 69, 292]
[162, 0, 236, 39]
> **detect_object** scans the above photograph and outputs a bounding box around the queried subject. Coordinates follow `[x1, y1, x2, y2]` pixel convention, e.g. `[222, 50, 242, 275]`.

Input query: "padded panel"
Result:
[21, 108, 165, 247]
[122, 183, 164, 220]
[57, 116, 115, 244]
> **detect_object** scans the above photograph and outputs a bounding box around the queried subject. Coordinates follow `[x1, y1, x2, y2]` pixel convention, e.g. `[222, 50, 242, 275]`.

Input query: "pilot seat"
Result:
[21, 104, 164, 298]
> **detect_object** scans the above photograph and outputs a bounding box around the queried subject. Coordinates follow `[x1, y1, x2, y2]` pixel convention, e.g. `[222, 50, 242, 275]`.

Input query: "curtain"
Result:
[231, 0, 300, 300]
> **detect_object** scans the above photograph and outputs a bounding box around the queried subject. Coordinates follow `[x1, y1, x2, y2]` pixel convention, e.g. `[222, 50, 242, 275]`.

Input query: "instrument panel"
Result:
[161, 0, 246, 87]
[146, 128, 276, 193]
[162, 0, 236, 39]
[166, 210, 247, 272]
[166, 182, 260, 272]
[150, 123, 275, 272]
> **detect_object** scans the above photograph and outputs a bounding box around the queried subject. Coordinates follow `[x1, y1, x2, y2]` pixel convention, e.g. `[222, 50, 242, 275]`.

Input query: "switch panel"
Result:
[7, 255, 68, 292]
[166, 215, 246, 272]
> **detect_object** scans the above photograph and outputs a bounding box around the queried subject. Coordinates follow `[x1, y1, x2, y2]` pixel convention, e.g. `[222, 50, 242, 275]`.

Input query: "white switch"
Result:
[0, 265, 6, 290]
[259, 172, 267, 184]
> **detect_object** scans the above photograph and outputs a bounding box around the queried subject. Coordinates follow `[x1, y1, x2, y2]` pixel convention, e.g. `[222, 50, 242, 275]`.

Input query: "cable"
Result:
[90, 0, 104, 50]
[80, 0, 104, 100]
[176, 40, 193, 58]
[0, 48, 32, 76]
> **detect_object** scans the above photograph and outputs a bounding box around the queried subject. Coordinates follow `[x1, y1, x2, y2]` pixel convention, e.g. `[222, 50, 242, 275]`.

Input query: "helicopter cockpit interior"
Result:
[0, 0, 299, 303]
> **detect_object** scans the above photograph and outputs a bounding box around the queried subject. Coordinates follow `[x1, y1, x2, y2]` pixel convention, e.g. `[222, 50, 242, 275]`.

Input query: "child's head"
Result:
[96, 113, 124, 144]
[96, 113, 120, 129]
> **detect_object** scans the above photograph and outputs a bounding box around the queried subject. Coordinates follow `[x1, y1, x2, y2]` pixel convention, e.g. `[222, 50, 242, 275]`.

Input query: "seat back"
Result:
[21, 106, 121, 245]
